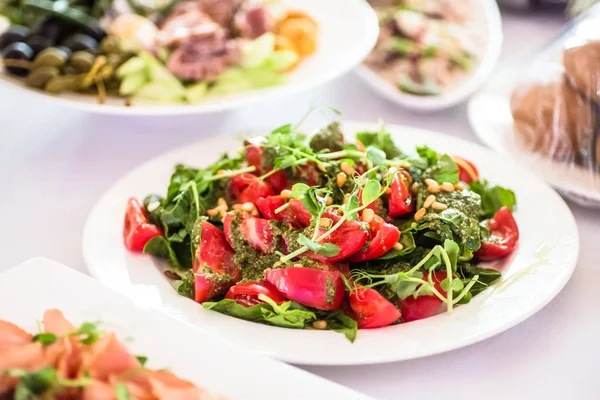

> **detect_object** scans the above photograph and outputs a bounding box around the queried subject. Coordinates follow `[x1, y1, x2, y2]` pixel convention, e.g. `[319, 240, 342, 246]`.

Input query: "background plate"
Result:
[83, 121, 579, 365]
[0, 0, 378, 115]
[0, 258, 374, 400]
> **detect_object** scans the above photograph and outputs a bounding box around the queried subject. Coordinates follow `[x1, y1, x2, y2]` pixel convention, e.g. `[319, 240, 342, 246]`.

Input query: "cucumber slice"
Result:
[185, 82, 208, 103]
[116, 56, 146, 78]
[119, 72, 147, 96]
[240, 32, 275, 68]
[134, 82, 185, 102]
[264, 50, 298, 72]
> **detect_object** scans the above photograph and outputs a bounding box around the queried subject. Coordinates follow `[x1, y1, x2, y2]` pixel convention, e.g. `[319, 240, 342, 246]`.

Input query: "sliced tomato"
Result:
[123, 197, 162, 252]
[223, 213, 274, 253]
[256, 196, 311, 229]
[348, 215, 401, 262]
[358, 187, 384, 215]
[349, 287, 401, 329]
[475, 207, 519, 260]
[192, 221, 240, 302]
[388, 172, 414, 218]
[293, 162, 320, 186]
[264, 266, 345, 310]
[303, 211, 368, 263]
[225, 282, 287, 307]
[228, 173, 274, 204]
[245, 137, 267, 174]
[400, 271, 448, 322]
[453, 155, 479, 184]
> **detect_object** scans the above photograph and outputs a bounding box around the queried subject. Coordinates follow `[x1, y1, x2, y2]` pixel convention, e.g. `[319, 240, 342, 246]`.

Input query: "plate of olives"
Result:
[0, 0, 379, 115]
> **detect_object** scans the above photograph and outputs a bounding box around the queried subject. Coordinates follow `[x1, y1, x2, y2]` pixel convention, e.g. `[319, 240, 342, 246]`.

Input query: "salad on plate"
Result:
[0, 0, 316, 104]
[0, 309, 217, 399]
[123, 117, 519, 342]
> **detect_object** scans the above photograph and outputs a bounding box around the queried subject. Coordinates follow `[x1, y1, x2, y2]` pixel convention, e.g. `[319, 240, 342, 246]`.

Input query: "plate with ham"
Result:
[82, 118, 578, 365]
[0, 257, 374, 399]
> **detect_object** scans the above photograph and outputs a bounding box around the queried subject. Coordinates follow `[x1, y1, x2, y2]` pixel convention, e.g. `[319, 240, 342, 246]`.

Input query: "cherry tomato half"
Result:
[228, 173, 274, 204]
[225, 282, 287, 307]
[453, 155, 479, 184]
[388, 172, 414, 218]
[224, 213, 274, 254]
[255, 196, 311, 229]
[475, 207, 519, 260]
[349, 287, 401, 329]
[399, 271, 448, 322]
[348, 215, 401, 262]
[264, 266, 345, 310]
[123, 197, 162, 252]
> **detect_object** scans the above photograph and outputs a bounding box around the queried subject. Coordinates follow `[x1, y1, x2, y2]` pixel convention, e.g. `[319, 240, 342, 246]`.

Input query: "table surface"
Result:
[1, 9, 598, 400]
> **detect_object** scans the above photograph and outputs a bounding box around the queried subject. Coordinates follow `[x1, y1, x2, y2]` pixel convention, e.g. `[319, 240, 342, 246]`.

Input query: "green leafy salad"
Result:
[123, 116, 519, 342]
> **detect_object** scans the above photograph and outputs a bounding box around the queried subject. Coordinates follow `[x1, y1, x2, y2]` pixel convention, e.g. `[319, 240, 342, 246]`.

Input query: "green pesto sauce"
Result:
[325, 275, 336, 305]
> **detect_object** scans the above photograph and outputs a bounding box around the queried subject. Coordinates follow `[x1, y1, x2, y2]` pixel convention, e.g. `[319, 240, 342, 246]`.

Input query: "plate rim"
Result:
[0, 0, 379, 116]
[82, 121, 579, 365]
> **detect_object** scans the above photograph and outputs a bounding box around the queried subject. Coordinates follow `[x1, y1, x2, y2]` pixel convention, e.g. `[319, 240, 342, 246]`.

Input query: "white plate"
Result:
[82, 121, 579, 365]
[468, 68, 600, 207]
[0, 0, 378, 116]
[0, 257, 373, 400]
[355, 0, 502, 111]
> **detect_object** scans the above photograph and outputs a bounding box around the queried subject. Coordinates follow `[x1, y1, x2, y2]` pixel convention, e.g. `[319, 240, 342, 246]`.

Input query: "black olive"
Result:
[1, 42, 34, 77]
[55, 45, 73, 60]
[81, 25, 107, 42]
[26, 35, 55, 56]
[31, 16, 72, 43]
[0, 25, 30, 52]
[62, 33, 98, 53]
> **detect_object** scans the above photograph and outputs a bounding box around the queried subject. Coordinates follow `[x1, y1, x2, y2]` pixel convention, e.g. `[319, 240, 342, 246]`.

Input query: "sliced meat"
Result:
[564, 40, 600, 102]
[80, 333, 141, 381]
[167, 31, 240, 81]
[43, 309, 76, 335]
[197, 0, 240, 28]
[234, 5, 272, 39]
[157, 2, 221, 47]
[0, 320, 32, 350]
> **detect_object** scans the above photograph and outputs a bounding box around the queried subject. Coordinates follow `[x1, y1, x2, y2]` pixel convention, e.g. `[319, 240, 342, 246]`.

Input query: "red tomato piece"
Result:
[223, 213, 274, 253]
[294, 162, 320, 186]
[225, 282, 287, 307]
[123, 197, 162, 252]
[266, 170, 288, 193]
[388, 172, 414, 218]
[244, 137, 267, 174]
[228, 173, 274, 204]
[400, 271, 448, 322]
[255, 196, 311, 229]
[264, 266, 345, 310]
[303, 211, 368, 263]
[453, 155, 479, 184]
[192, 221, 240, 302]
[475, 207, 519, 260]
[348, 215, 401, 262]
[349, 287, 401, 329]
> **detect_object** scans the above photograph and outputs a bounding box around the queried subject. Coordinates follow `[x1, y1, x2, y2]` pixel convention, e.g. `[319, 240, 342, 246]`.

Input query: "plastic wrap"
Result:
[510, 5, 600, 205]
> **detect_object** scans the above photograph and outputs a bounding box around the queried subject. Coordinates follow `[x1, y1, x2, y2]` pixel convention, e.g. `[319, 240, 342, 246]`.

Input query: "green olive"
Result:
[100, 36, 121, 55]
[70, 51, 95, 73]
[26, 65, 60, 89]
[33, 47, 69, 68]
[45, 75, 81, 93]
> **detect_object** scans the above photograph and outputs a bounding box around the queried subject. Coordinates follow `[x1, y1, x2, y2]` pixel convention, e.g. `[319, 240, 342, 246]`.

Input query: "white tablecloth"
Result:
[1, 10, 597, 400]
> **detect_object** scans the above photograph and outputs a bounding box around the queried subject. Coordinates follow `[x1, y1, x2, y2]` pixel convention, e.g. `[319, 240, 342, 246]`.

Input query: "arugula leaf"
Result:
[469, 179, 517, 218]
[203, 299, 316, 329]
[356, 130, 403, 158]
[297, 234, 340, 257]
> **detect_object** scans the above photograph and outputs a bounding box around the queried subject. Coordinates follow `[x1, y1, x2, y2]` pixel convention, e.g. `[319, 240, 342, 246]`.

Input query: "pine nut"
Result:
[441, 182, 455, 192]
[241, 202, 254, 212]
[319, 218, 332, 228]
[432, 202, 448, 210]
[217, 169, 226, 175]
[232, 203, 242, 210]
[393, 242, 404, 252]
[414, 207, 426, 221]
[342, 194, 349, 205]
[312, 320, 328, 330]
[355, 139, 366, 152]
[427, 184, 441, 193]
[293, 264, 304, 268]
[214, 204, 228, 212]
[217, 197, 227, 206]
[273, 261, 283, 268]
[207, 209, 219, 217]
[385, 187, 392, 195]
[454, 183, 464, 191]
[423, 195, 436, 209]
[280, 189, 292, 199]
[362, 208, 375, 223]
[337, 172, 347, 187]
[411, 182, 419, 195]
[219, 210, 226, 220]
[326, 196, 333, 205]
[424, 178, 438, 187]
[341, 162, 355, 176]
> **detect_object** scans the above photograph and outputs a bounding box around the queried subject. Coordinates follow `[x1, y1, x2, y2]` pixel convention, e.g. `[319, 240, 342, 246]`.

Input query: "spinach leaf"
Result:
[469, 179, 517, 219]
[144, 236, 184, 269]
[416, 145, 438, 167]
[316, 310, 358, 343]
[433, 154, 459, 184]
[173, 270, 195, 299]
[203, 299, 316, 329]
[356, 130, 404, 159]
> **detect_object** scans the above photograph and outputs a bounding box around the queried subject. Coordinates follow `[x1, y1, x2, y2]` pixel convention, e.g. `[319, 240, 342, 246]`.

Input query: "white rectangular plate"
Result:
[0, 257, 374, 400]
